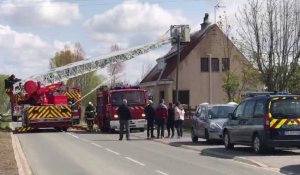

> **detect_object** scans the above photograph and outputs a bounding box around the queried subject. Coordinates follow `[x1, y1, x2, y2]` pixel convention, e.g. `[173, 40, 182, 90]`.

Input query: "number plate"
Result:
[284, 131, 300, 135]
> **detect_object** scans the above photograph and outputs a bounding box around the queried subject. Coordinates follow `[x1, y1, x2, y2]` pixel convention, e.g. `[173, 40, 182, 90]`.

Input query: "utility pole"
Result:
[170, 25, 190, 103]
[175, 34, 181, 103]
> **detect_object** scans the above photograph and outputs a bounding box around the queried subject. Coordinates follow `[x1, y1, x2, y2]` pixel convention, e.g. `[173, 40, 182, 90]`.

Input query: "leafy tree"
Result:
[222, 71, 240, 102]
[218, 10, 262, 102]
[0, 74, 9, 113]
[107, 44, 124, 86]
[49, 43, 103, 106]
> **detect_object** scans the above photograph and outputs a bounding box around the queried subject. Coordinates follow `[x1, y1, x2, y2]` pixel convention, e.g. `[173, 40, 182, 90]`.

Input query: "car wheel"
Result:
[205, 129, 211, 143]
[224, 131, 234, 149]
[253, 135, 266, 154]
[191, 128, 198, 143]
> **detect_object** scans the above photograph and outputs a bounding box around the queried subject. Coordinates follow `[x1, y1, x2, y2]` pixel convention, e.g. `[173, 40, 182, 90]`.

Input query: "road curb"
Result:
[10, 123, 33, 175]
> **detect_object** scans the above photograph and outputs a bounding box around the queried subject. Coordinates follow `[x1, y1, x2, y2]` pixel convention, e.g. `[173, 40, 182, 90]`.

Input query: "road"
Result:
[14, 129, 280, 175]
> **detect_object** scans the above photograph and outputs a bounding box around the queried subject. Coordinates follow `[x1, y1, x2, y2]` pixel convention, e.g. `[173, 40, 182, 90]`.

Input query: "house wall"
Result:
[166, 26, 247, 107]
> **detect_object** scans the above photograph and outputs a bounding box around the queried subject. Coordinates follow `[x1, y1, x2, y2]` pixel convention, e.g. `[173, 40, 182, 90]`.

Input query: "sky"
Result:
[0, 0, 248, 84]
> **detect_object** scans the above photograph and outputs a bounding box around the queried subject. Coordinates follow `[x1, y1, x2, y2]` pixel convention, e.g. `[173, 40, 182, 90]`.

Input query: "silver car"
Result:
[191, 103, 237, 143]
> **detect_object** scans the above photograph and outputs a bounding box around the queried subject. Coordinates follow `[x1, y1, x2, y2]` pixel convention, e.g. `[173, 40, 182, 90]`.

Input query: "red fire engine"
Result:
[96, 85, 147, 132]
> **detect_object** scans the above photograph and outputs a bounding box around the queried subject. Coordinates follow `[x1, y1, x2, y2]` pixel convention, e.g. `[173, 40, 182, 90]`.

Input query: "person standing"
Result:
[117, 99, 132, 141]
[175, 101, 185, 138]
[144, 100, 155, 139]
[167, 102, 175, 138]
[155, 99, 168, 139]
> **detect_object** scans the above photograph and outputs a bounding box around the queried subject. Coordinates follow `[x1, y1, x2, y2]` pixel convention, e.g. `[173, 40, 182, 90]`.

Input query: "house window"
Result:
[159, 91, 165, 100]
[222, 58, 230, 71]
[172, 90, 190, 105]
[201, 58, 209, 72]
[211, 58, 219, 72]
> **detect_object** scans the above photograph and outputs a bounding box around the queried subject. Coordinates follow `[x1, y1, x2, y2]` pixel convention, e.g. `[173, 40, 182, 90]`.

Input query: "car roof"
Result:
[198, 103, 237, 107]
[244, 95, 300, 101]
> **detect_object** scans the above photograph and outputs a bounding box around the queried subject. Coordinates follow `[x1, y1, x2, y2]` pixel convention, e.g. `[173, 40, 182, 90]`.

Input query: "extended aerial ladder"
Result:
[10, 25, 190, 132]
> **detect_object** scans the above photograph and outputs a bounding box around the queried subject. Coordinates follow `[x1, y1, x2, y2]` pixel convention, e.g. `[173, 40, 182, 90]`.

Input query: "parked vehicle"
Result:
[191, 103, 237, 143]
[223, 92, 300, 153]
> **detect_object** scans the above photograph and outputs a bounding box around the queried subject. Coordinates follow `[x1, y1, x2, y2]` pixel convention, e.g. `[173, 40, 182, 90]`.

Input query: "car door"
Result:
[229, 101, 246, 143]
[198, 106, 207, 138]
[239, 99, 256, 143]
[193, 106, 201, 136]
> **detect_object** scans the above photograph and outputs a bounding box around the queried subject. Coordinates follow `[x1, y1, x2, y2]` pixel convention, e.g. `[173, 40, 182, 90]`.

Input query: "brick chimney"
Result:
[201, 13, 211, 30]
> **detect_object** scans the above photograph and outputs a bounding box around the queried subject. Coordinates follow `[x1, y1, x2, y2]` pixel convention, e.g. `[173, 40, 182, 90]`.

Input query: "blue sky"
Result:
[0, 0, 247, 83]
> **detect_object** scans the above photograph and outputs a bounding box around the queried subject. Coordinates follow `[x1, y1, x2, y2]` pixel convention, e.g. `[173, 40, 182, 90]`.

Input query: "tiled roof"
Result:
[141, 24, 217, 84]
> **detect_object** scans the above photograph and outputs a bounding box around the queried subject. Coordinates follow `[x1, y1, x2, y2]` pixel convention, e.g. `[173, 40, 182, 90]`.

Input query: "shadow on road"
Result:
[280, 164, 300, 175]
[201, 146, 300, 159]
[169, 140, 223, 147]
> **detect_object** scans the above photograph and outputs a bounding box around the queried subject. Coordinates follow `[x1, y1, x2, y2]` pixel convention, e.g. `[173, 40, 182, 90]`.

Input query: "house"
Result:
[140, 14, 250, 108]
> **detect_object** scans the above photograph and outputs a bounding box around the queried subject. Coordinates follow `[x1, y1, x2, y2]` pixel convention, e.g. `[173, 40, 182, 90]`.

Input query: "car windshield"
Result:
[271, 99, 300, 119]
[207, 106, 236, 119]
[111, 91, 145, 106]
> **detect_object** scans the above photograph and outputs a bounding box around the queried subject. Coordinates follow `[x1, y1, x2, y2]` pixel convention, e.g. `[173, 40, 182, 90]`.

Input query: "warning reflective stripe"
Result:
[270, 119, 278, 128]
[275, 119, 287, 129]
[28, 105, 71, 119]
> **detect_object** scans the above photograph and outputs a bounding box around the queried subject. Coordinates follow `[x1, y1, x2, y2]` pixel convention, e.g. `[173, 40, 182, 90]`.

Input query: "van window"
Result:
[271, 99, 300, 119]
[243, 100, 255, 118]
[253, 101, 265, 118]
[235, 101, 246, 118]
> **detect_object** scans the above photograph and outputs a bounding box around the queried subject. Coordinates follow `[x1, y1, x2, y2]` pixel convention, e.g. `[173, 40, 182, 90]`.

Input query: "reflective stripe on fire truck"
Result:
[15, 127, 34, 132]
[268, 97, 300, 129]
[65, 91, 81, 103]
[27, 105, 71, 119]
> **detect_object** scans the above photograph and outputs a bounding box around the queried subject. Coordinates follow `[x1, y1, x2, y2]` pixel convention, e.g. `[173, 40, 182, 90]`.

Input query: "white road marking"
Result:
[125, 157, 145, 166]
[105, 148, 120, 155]
[91, 143, 103, 148]
[67, 133, 79, 139]
[155, 170, 169, 175]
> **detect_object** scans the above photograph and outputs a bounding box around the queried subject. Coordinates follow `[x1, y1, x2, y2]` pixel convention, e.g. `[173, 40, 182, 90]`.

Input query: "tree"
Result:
[107, 44, 124, 86]
[49, 43, 102, 106]
[0, 74, 9, 113]
[218, 10, 261, 102]
[236, 0, 300, 91]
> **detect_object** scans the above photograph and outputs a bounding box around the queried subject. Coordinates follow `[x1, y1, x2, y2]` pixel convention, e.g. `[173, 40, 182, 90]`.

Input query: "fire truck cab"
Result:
[96, 85, 147, 132]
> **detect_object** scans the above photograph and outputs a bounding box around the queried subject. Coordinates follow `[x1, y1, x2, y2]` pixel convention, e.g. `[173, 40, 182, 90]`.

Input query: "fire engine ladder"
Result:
[13, 37, 171, 94]
[13, 24, 190, 94]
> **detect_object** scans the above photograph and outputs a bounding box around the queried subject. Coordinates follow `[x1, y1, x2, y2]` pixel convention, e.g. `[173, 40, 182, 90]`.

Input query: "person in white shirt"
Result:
[174, 101, 185, 138]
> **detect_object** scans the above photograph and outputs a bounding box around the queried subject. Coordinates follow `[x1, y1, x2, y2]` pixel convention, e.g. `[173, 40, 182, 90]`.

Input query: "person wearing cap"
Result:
[117, 99, 132, 141]
[144, 99, 155, 139]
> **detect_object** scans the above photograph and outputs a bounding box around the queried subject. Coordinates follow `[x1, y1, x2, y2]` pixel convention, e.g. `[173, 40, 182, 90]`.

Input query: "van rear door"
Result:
[269, 97, 300, 140]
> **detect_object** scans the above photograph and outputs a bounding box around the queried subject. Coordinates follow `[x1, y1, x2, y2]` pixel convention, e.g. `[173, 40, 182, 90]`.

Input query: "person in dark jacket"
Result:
[167, 102, 175, 138]
[117, 99, 132, 141]
[155, 99, 168, 139]
[144, 100, 155, 139]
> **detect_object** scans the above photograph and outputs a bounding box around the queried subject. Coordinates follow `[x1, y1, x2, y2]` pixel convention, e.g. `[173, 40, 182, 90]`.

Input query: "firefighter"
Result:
[4, 74, 21, 121]
[85, 102, 95, 131]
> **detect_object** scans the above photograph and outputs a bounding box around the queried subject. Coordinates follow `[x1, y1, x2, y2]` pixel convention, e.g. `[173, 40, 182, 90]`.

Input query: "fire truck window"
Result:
[111, 91, 144, 106]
